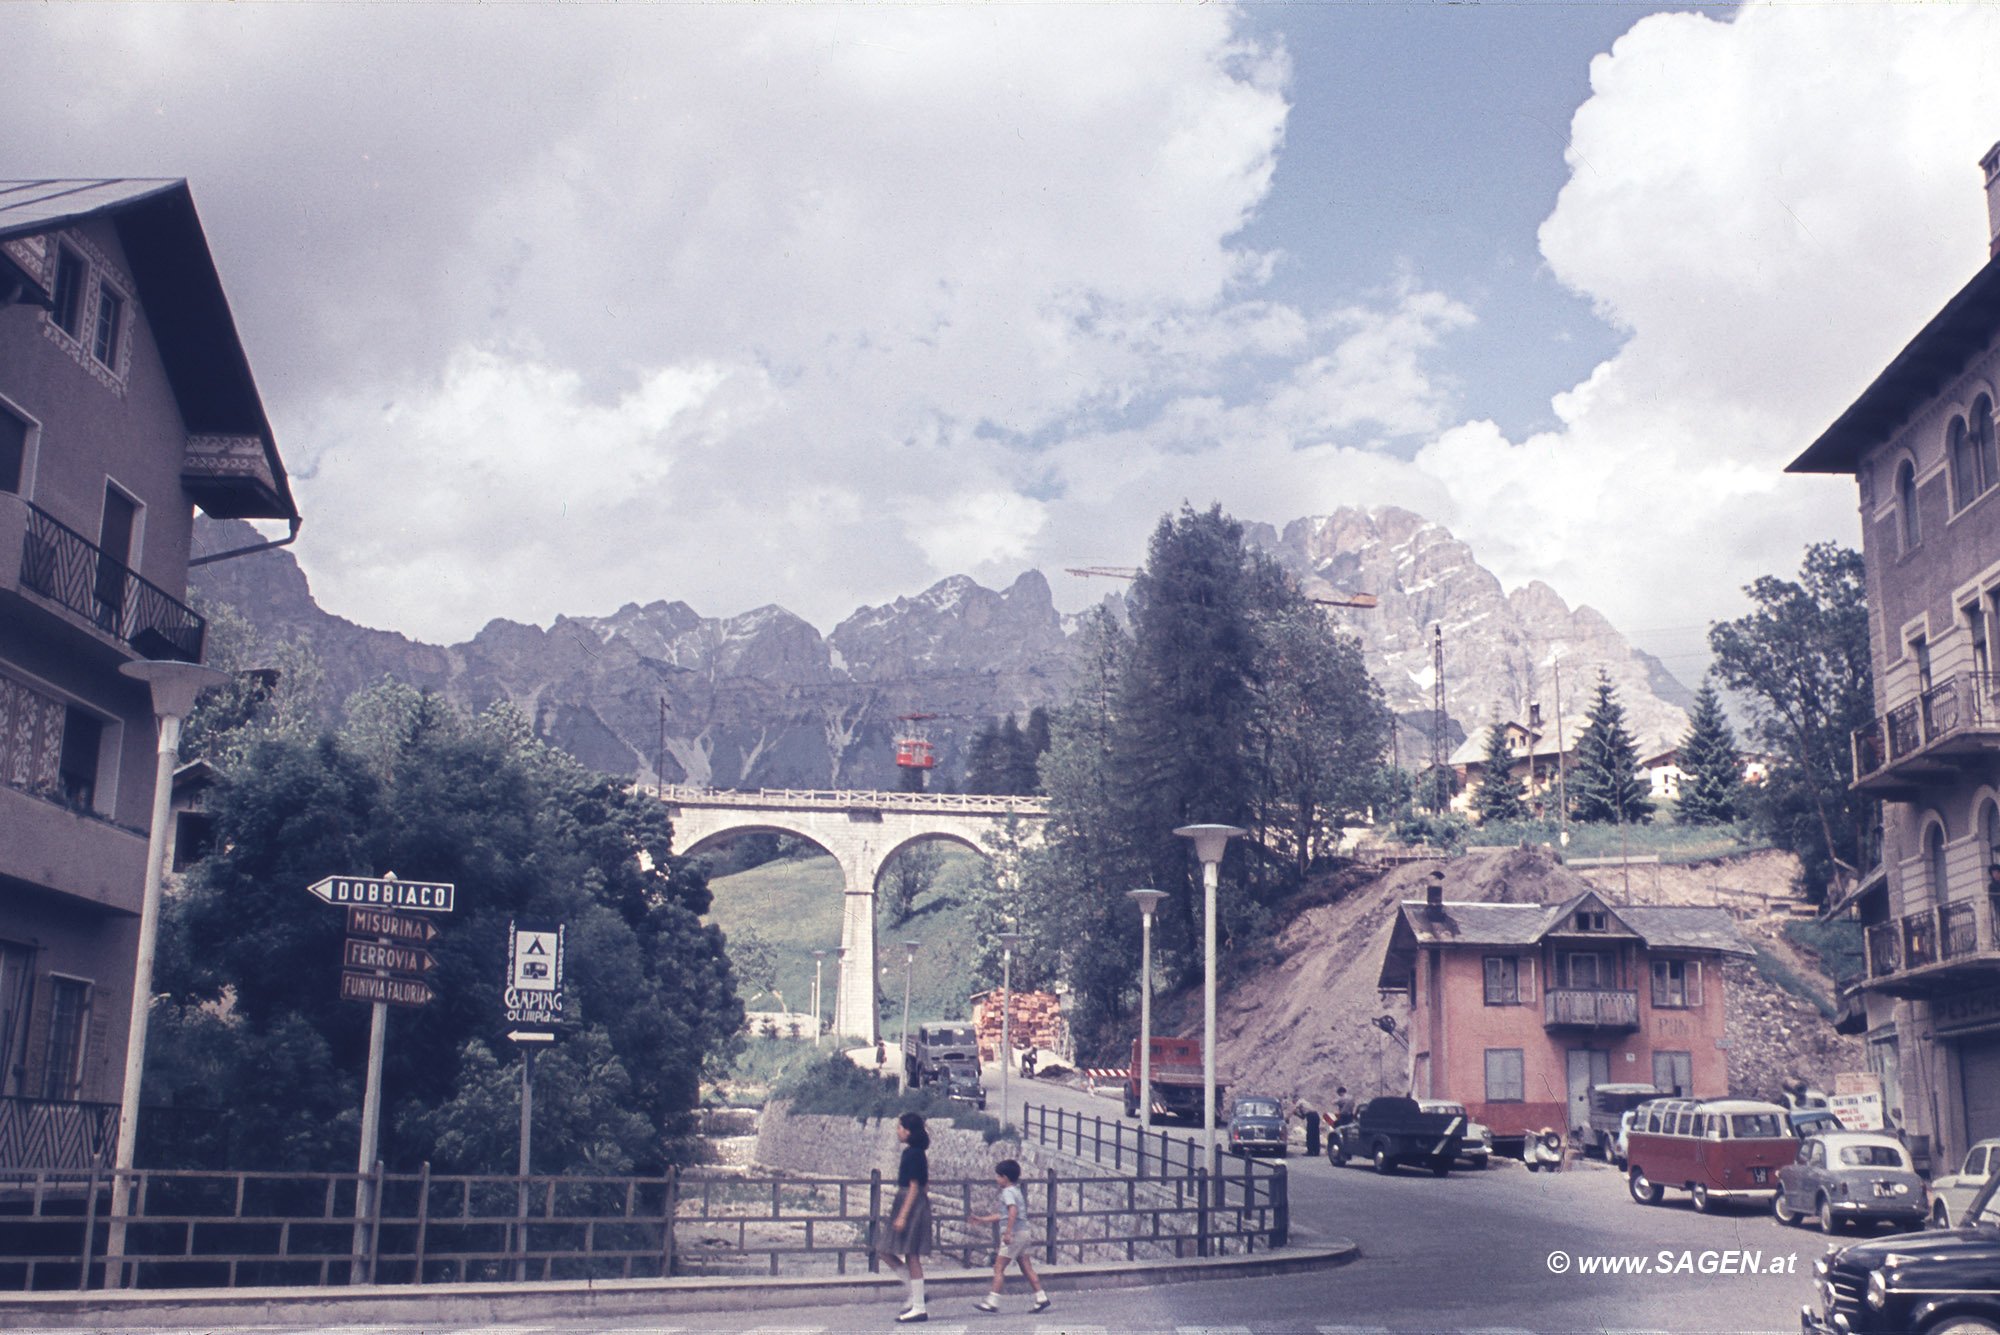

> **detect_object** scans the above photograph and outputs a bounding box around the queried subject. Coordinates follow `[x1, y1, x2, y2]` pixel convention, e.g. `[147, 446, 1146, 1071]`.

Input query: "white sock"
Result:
[911, 1278, 926, 1310]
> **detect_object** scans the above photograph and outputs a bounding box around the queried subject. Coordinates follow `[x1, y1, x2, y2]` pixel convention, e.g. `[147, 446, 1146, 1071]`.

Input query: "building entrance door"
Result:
[1567, 1049, 1610, 1134]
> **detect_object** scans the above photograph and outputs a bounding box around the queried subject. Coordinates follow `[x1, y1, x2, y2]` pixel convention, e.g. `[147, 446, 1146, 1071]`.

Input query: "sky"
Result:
[6, 2, 1999, 682]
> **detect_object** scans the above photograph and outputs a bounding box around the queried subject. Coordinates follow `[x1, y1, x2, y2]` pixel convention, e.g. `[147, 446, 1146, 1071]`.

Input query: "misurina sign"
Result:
[505, 919, 564, 1031]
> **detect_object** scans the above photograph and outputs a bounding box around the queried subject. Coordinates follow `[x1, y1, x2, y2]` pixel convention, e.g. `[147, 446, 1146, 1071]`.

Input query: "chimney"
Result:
[1425, 869, 1446, 917]
[1984, 142, 2000, 259]
[1529, 702, 1542, 730]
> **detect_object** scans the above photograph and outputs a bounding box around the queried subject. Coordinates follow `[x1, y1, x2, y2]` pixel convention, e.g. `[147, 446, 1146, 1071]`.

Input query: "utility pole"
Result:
[1430, 624, 1448, 810]
[1553, 657, 1569, 840]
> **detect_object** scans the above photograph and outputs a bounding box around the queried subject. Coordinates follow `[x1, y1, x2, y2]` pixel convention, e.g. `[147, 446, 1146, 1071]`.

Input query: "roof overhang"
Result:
[1790, 253, 2000, 475]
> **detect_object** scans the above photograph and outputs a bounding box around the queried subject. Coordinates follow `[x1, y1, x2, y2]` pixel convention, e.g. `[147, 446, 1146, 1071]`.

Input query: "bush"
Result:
[1749, 945, 1835, 1019]
[1394, 811, 1470, 853]
[1783, 918, 1866, 987]
[775, 1053, 1011, 1142]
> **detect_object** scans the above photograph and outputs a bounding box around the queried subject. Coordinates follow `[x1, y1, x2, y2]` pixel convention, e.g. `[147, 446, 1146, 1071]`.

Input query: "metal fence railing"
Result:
[0, 1140, 1285, 1292]
[1018, 1102, 1287, 1254]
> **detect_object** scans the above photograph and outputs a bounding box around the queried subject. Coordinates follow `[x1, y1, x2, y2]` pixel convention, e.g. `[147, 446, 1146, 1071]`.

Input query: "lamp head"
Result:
[1174, 823, 1246, 865]
[119, 660, 231, 719]
[903, 940, 920, 962]
[1127, 888, 1168, 918]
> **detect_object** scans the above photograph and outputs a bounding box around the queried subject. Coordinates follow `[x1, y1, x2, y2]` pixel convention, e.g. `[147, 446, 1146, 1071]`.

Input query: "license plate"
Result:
[1875, 1183, 1896, 1198]
[1752, 1168, 1768, 1184]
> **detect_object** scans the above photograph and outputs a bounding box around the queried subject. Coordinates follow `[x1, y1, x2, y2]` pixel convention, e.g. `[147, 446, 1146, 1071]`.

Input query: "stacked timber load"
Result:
[971, 989, 1065, 1060]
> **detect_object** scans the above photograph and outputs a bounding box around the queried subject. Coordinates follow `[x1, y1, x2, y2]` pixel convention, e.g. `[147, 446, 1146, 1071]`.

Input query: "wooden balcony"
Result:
[1543, 988, 1640, 1031]
[1865, 894, 2000, 997]
[1853, 673, 2000, 795]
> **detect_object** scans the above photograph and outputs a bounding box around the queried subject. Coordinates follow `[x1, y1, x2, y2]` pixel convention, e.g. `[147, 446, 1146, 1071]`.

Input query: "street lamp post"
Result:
[897, 941, 920, 1094]
[1126, 890, 1167, 1142]
[1175, 823, 1244, 1173]
[812, 950, 827, 1047]
[996, 932, 1021, 1125]
[108, 659, 228, 1282]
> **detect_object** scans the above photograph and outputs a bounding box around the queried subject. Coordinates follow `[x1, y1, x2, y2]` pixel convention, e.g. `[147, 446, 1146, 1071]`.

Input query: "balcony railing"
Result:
[1854, 673, 2000, 788]
[1944, 900, 1980, 959]
[19, 501, 203, 662]
[1904, 910, 1938, 969]
[1867, 921, 1900, 977]
[1542, 988, 1640, 1029]
[0, 1096, 116, 1172]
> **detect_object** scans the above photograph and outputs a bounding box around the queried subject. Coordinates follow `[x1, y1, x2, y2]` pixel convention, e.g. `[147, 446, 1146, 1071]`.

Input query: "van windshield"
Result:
[1730, 1113, 1784, 1139]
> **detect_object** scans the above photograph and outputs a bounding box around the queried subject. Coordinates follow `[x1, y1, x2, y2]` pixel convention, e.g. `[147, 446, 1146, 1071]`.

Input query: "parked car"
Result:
[1773, 1132, 1926, 1234]
[1624, 1097, 1793, 1213]
[1788, 1107, 1845, 1138]
[1418, 1099, 1492, 1169]
[1928, 1138, 2000, 1230]
[1227, 1095, 1287, 1158]
[1329, 1096, 1464, 1176]
[1803, 1167, 2000, 1334]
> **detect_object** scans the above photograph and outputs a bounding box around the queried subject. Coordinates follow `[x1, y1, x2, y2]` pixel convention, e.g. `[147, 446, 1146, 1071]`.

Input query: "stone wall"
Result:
[754, 1102, 1058, 1185]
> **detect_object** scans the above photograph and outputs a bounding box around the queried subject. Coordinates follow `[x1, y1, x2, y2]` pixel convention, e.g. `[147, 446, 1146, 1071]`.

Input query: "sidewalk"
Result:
[1, 1241, 1357, 1329]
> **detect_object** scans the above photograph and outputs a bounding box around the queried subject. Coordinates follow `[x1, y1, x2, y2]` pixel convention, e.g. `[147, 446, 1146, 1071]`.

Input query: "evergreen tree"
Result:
[1570, 672, 1654, 824]
[1472, 722, 1528, 824]
[1675, 680, 1743, 825]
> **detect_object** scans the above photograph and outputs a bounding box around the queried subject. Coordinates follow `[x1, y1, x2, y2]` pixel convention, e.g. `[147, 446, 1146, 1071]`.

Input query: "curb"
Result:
[0, 1241, 1357, 1329]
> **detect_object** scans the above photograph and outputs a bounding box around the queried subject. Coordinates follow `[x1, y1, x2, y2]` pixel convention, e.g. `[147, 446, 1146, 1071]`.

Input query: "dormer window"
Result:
[1576, 909, 1607, 933]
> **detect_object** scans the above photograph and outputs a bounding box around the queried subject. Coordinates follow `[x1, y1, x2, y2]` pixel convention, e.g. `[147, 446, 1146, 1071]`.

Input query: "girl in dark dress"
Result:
[882, 1111, 931, 1322]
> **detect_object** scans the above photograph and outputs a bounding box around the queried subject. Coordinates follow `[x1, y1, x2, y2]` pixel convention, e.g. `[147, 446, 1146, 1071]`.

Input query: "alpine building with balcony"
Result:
[1790, 141, 2000, 1171]
[1377, 873, 1752, 1154]
[0, 180, 297, 1170]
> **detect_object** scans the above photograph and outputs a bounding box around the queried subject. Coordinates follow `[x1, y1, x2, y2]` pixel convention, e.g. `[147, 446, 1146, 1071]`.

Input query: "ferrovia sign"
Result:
[504, 919, 564, 1030]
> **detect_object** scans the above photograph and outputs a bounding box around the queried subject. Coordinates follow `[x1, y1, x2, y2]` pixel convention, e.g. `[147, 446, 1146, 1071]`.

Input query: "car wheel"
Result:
[1628, 1167, 1662, 1205]
[1470, 1157, 1487, 1170]
[1373, 1142, 1394, 1175]
[1773, 1189, 1797, 1226]
[1819, 1196, 1841, 1235]
[1691, 1184, 1714, 1214]
[1125, 1097, 1138, 1119]
[1430, 1159, 1450, 1177]
[1932, 1201, 1954, 1230]
[1922, 1319, 2000, 1335]
[1330, 1141, 1347, 1167]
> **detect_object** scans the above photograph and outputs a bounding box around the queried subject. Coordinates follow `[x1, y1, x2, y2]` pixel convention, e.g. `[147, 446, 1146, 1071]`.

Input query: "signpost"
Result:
[505, 919, 564, 1280]
[305, 871, 455, 1282]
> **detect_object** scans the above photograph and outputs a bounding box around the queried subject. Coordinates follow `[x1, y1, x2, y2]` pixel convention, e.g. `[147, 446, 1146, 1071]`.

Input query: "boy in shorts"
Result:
[968, 1159, 1048, 1313]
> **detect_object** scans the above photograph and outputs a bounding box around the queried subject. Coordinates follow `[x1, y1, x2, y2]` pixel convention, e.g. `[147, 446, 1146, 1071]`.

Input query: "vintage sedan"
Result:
[1928, 1137, 2000, 1229]
[1802, 1167, 2000, 1334]
[1774, 1132, 1926, 1234]
[1227, 1095, 1287, 1157]
[1418, 1099, 1493, 1169]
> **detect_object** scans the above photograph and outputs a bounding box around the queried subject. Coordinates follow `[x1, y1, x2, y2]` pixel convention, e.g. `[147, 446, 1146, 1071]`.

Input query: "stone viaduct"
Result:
[659, 785, 1047, 1041]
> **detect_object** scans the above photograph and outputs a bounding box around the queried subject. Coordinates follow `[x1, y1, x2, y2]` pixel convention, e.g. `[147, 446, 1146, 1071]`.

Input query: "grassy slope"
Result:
[703, 847, 991, 1029]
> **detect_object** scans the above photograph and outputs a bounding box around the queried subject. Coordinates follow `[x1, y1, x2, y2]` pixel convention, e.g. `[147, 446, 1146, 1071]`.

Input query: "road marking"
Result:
[1315, 1327, 1393, 1334]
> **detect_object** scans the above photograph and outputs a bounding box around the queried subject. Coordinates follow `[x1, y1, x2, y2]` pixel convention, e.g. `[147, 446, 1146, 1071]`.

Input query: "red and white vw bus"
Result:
[1624, 1097, 1794, 1213]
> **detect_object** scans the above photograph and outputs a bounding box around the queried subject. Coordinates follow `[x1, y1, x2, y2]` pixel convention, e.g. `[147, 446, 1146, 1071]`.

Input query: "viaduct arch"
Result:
[661, 785, 1047, 1041]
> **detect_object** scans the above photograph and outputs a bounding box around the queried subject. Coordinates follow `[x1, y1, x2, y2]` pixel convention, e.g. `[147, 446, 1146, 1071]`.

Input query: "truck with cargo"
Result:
[904, 1023, 984, 1105]
[1124, 1036, 1226, 1124]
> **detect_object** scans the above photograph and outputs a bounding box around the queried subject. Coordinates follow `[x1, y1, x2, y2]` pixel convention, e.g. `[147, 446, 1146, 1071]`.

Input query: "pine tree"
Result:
[1570, 672, 1654, 824]
[1472, 721, 1528, 824]
[1676, 679, 1742, 825]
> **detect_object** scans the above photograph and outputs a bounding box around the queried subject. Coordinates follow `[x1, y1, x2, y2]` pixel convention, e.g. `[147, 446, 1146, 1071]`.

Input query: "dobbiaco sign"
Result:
[504, 918, 565, 1032]
[306, 875, 455, 913]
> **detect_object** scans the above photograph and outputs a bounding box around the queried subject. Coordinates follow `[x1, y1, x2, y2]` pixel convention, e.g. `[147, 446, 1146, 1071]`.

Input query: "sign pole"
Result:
[516, 1046, 535, 1281]
[352, 997, 386, 1280]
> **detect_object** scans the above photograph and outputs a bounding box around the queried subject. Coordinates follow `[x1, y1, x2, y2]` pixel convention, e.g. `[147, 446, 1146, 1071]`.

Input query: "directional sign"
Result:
[347, 906, 439, 944]
[307, 876, 455, 913]
[507, 1029, 557, 1045]
[339, 971, 435, 1008]
[343, 938, 438, 976]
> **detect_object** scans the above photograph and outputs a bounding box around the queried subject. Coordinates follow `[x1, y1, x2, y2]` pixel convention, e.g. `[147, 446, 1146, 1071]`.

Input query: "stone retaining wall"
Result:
[754, 1102, 1059, 1184]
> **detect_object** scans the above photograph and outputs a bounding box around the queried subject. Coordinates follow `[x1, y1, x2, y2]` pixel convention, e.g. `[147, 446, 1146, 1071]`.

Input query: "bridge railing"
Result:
[657, 784, 1048, 815]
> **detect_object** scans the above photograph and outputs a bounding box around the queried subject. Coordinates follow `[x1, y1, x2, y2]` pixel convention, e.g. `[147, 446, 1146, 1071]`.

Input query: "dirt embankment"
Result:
[1156, 847, 1862, 1114]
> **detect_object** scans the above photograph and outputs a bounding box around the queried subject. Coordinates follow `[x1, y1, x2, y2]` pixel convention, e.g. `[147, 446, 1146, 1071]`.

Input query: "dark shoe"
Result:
[895, 1308, 929, 1323]
[1032, 1293, 1051, 1312]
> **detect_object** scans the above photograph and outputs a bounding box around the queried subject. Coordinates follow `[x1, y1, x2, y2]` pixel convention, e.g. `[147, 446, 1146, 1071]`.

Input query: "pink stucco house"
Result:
[1377, 878, 1753, 1149]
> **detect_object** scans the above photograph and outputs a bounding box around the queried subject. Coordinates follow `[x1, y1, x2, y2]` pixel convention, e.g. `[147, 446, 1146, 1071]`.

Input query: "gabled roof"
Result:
[1789, 247, 2000, 475]
[0, 179, 297, 523]
[1377, 893, 1754, 989]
